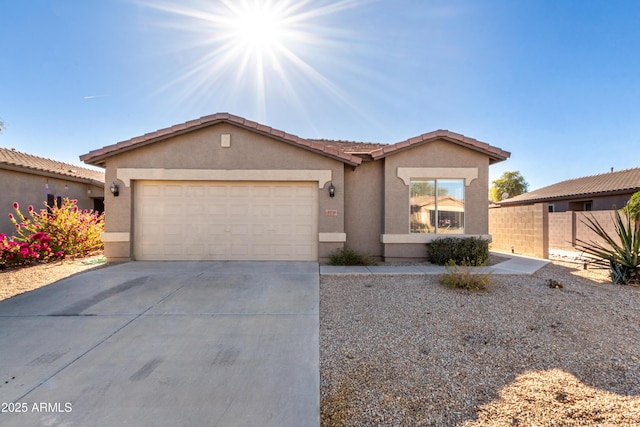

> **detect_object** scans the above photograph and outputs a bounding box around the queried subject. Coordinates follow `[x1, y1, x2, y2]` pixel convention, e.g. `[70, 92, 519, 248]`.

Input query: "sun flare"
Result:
[144, 0, 371, 121]
[230, 4, 286, 52]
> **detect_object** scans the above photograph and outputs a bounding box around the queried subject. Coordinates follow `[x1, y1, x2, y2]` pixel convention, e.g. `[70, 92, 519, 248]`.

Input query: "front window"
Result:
[410, 179, 464, 234]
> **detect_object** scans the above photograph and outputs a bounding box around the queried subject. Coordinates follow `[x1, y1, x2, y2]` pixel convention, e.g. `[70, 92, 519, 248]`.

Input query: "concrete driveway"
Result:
[0, 262, 319, 427]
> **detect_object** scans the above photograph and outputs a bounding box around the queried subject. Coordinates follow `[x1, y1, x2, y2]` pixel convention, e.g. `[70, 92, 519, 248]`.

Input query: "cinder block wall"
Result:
[574, 211, 620, 248]
[488, 203, 549, 258]
[491, 205, 622, 259]
[549, 212, 574, 250]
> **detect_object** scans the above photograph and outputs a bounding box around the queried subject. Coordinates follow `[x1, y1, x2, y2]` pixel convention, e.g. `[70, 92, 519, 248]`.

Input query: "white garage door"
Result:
[134, 181, 318, 261]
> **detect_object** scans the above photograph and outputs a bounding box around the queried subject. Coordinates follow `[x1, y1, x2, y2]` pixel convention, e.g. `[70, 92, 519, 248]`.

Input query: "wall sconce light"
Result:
[110, 182, 119, 197]
[328, 183, 335, 198]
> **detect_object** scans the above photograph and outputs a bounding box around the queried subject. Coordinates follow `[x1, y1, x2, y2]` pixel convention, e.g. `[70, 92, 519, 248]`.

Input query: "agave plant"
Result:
[575, 209, 640, 285]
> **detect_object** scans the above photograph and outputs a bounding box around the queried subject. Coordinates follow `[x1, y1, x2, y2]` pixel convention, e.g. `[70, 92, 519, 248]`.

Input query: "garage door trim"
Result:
[117, 168, 332, 188]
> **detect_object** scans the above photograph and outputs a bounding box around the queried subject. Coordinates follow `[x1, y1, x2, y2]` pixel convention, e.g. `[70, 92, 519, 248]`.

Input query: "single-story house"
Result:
[497, 167, 640, 212]
[0, 147, 105, 236]
[80, 113, 510, 262]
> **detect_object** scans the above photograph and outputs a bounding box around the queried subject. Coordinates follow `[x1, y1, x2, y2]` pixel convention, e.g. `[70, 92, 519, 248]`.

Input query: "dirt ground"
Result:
[0, 254, 107, 301]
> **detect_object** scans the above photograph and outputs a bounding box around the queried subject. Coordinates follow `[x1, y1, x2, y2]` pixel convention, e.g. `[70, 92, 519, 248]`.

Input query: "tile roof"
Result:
[80, 113, 364, 167]
[370, 129, 510, 164]
[0, 147, 105, 184]
[500, 167, 640, 205]
[80, 113, 510, 167]
[306, 139, 388, 154]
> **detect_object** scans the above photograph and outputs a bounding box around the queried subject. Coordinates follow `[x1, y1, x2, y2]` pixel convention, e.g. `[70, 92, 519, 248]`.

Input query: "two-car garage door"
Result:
[134, 181, 318, 261]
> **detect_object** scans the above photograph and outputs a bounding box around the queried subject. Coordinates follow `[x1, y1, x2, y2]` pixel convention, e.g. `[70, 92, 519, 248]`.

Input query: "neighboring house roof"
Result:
[499, 167, 640, 205]
[411, 194, 465, 209]
[80, 113, 510, 167]
[0, 147, 105, 185]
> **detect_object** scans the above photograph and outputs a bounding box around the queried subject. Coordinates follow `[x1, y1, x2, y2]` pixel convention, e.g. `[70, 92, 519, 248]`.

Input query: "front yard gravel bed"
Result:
[320, 262, 640, 426]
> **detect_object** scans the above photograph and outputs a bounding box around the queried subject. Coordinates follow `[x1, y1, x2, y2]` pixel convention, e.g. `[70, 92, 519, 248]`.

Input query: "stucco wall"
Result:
[101, 123, 346, 261]
[381, 140, 491, 260]
[344, 160, 384, 258]
[383, 140, 490, 235]
[0, 168, 103, 236]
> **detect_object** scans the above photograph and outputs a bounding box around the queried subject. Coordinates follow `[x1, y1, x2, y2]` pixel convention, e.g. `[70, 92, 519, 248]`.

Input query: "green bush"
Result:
[328, 247, 375, 266]
[9, 198, 104, 259]
[426, 237, 489, 266]
[439, 262, 493, 291]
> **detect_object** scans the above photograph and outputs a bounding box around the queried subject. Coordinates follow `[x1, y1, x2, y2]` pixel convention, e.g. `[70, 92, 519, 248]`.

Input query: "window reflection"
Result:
[410, 179, 464, 234]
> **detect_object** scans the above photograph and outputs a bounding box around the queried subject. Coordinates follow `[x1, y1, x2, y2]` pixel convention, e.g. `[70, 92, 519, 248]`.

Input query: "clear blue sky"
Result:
[1, 0, 639, 190]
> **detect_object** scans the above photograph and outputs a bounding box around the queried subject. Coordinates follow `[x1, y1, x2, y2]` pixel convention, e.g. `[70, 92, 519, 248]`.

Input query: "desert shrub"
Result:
[439, 262, 493, 291]
[328, 247, 375, 266]
[9, 198, 104, 258]
[575, 209, 640, 286]
[426, 237, 489, 266]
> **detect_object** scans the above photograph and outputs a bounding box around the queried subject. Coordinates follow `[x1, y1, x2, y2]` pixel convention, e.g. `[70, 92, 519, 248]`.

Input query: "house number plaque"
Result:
[325, 209, 338, 217]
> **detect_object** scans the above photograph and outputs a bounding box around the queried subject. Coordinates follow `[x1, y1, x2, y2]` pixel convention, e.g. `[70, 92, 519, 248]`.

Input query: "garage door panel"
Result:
[135, 181, 318, 261]
[207, 224, 226, 237]
[207, 205, 227, 217]
[186, 184, 206, 197]
[164, 185, 184, 197]
[252, 244, 271, 256]
[230, 244, 250, 256]
[252, 186, 271, 198]
[253, 203, 271, 217]
[295, 224, 315, 237]
[207, 243, 227, 256]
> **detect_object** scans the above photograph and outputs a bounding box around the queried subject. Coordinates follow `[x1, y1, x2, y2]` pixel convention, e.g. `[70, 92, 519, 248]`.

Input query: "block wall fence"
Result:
[489, 204, 621, 259]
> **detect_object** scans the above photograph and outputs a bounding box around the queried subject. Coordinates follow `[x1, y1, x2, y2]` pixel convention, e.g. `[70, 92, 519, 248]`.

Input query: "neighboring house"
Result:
[0, 147, 105, 236]
[497, 167, 640, 212]
[80, 113, 510, 262]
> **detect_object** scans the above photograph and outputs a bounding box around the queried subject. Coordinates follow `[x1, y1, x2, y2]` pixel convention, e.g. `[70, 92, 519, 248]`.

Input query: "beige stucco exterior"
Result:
[0, 168, 104, 236]
[99, 124, 346, 261]
[83, 114, 509, 262]
[379, 141, 491, 260]
[344, 160, 385, 258]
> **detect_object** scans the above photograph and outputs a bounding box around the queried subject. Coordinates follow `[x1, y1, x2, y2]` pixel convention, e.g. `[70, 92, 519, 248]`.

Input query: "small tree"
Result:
[490, 171, 529, 202]
[623, 190, 640, 233]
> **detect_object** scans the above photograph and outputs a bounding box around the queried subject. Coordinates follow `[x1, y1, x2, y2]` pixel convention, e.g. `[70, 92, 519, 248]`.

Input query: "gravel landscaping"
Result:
[320, 261, 640, 426]
[3, 256, 639, 425]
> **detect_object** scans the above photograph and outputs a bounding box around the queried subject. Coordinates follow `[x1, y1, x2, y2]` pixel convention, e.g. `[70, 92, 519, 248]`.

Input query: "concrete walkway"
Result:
[320, 251, 549, 275]
[0, 262, 319, 427]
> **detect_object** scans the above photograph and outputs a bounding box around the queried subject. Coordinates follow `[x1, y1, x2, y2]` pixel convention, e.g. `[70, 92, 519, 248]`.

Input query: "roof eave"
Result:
[0, 163, 105, 186]
[500, 186, 640, 205]
[370, 134, 511, 162]
[80, 116, 362, 168]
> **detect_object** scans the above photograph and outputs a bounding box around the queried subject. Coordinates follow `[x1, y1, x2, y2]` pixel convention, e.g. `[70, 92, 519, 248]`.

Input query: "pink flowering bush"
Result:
[5, 198, 104, 265]
[0, 232, 53, 268]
